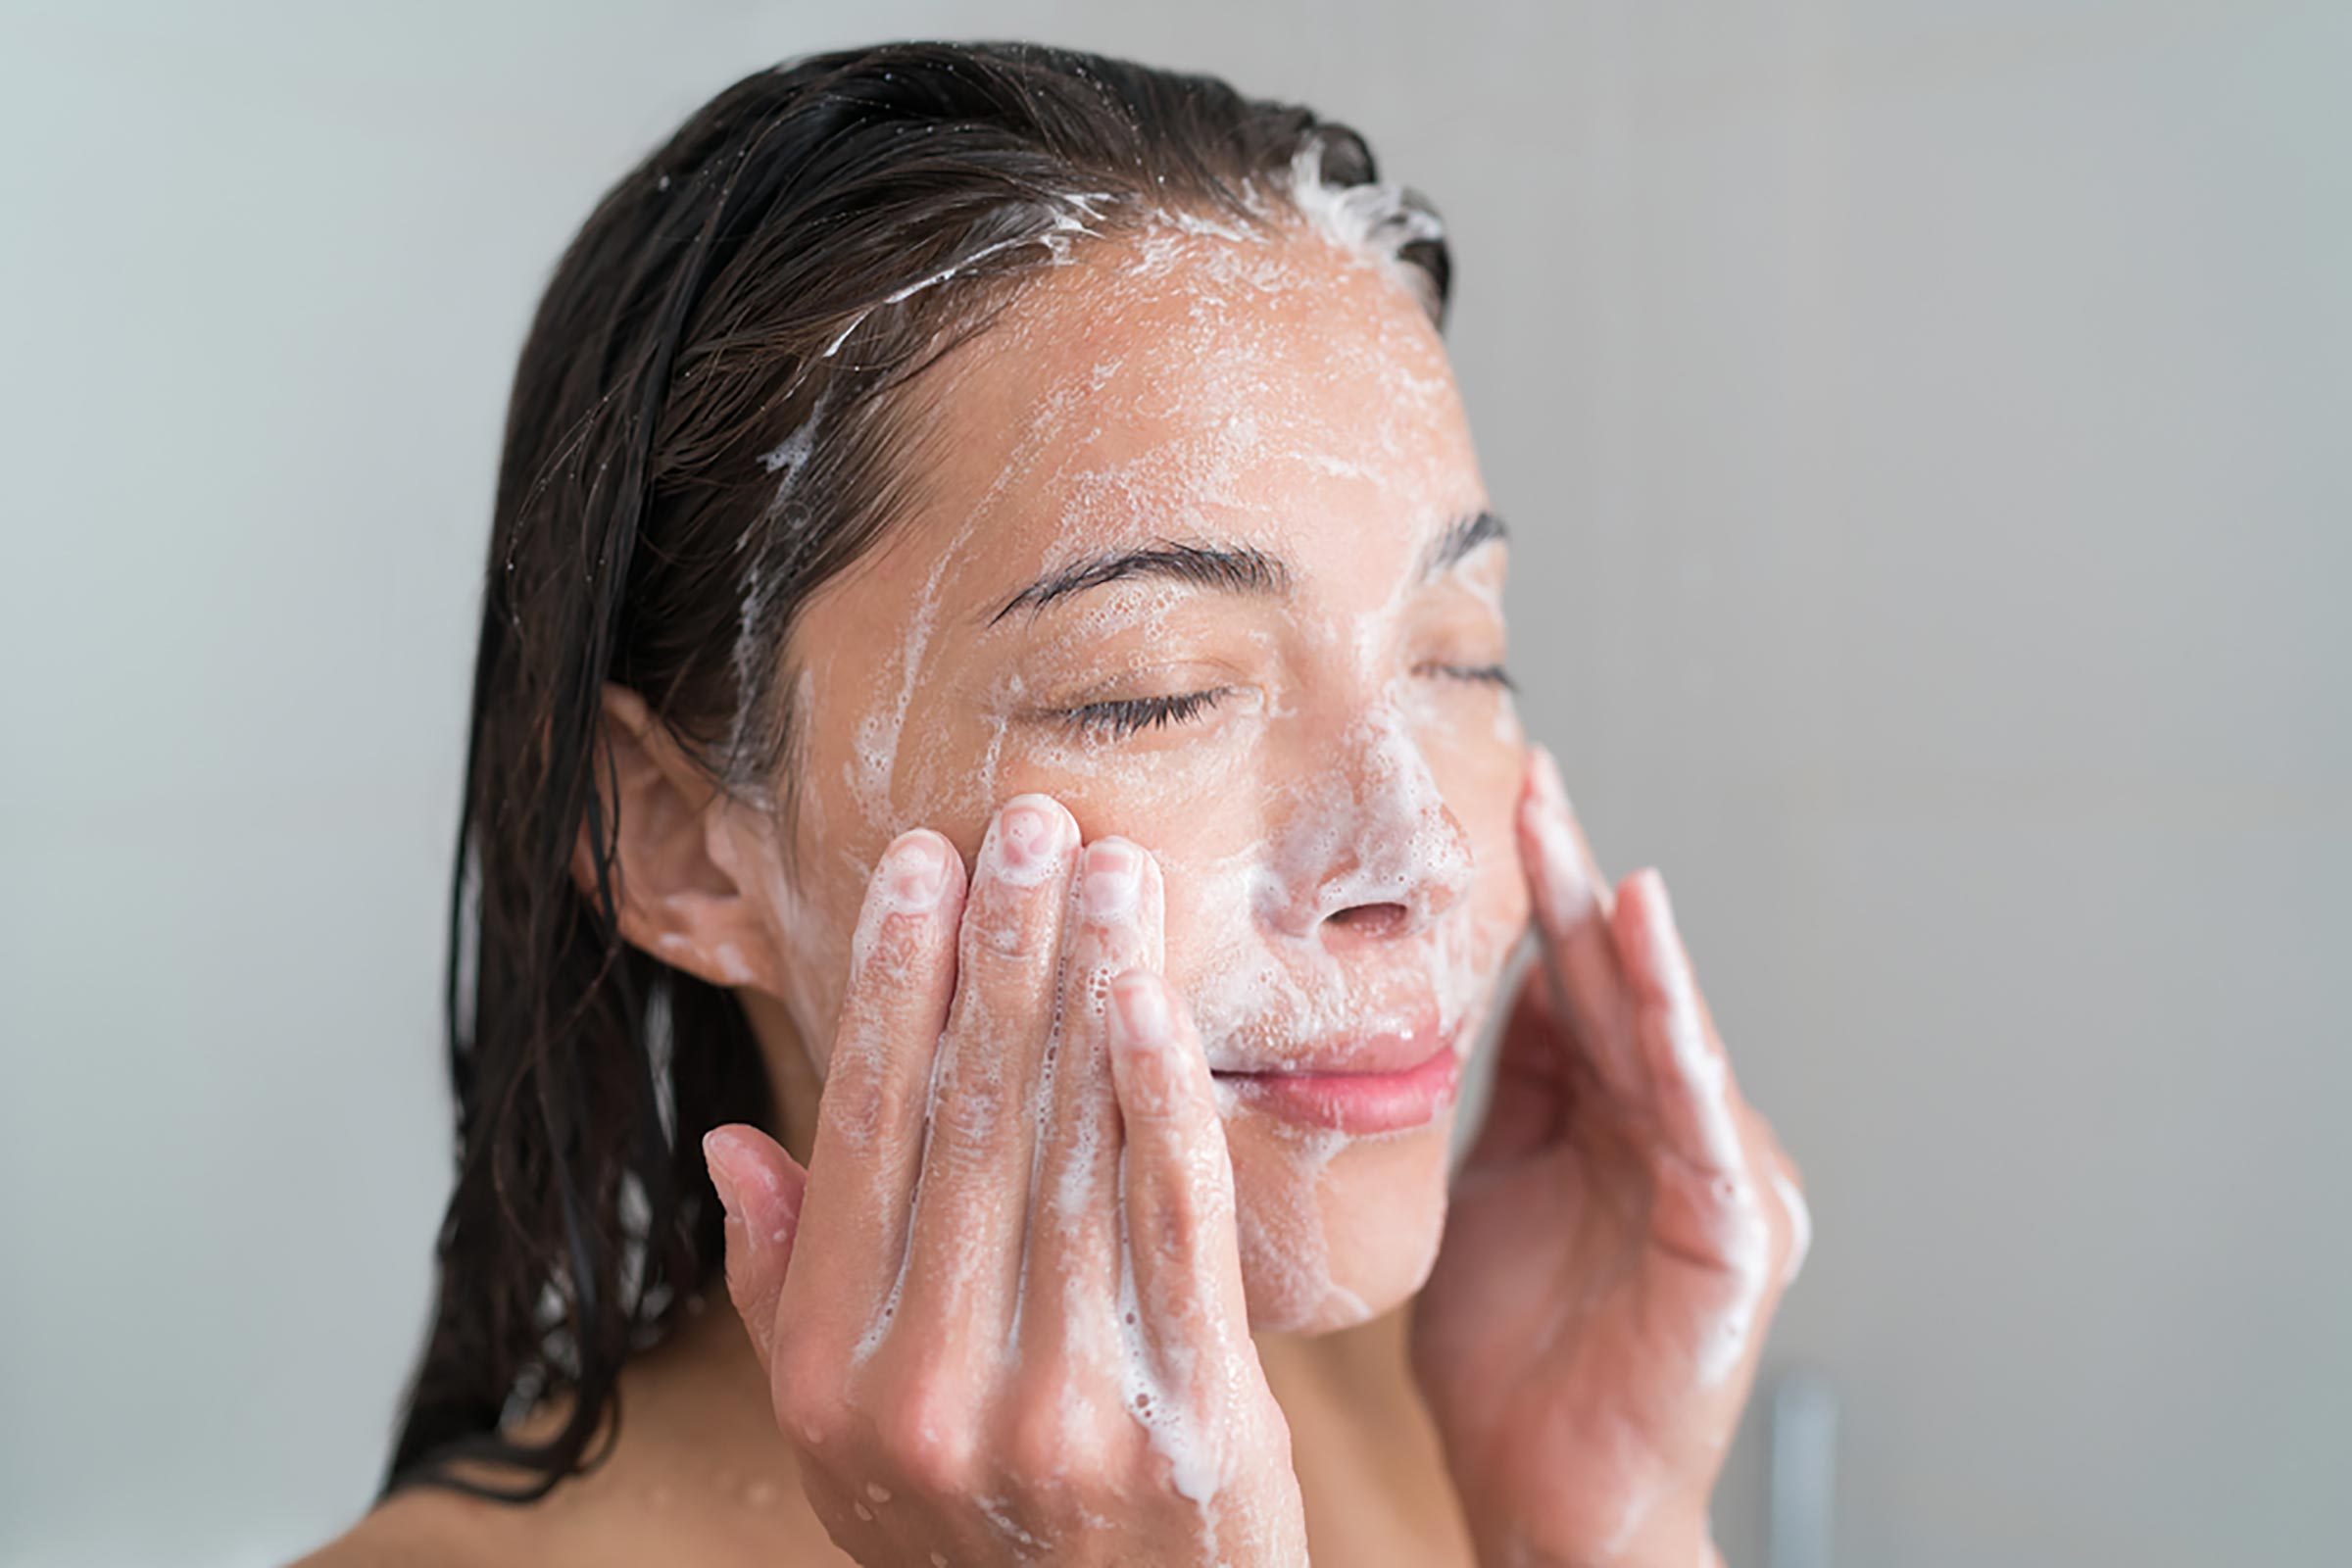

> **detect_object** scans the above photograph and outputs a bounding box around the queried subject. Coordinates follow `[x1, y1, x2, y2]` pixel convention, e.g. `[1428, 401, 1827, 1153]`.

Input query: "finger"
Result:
[1519, 744, 1642, 1100]
[1020, 837, 1163, 1370]
[787, 828, 963, 1341]
[900, 793, 1081, 1335]
[703, 1123, 809, 1374]
[1733, 1104, 1812, 1291]
[1771, 1157, 1813, 1289]
[1614, 867, 1782, 1387]
[1105, 968, 1250, 1382]
[1611, 866, 1746, 1177]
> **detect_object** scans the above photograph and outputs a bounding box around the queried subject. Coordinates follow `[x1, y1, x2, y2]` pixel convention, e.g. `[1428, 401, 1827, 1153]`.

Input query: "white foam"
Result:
[750, 156, 1509, 1357]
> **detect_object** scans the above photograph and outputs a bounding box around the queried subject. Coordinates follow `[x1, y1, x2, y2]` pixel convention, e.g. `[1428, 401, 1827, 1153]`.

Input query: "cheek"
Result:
[761, 855, 865, 1077]
[1415, 694, 1532, 943]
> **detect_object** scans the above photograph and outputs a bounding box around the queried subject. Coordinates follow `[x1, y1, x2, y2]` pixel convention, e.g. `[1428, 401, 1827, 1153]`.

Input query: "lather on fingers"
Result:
[761, 826, 965, 1353]
[897, 793, 1083, 1338]
[1019, 835, 1164, 1370]
[1106, 967, 1251, 1370]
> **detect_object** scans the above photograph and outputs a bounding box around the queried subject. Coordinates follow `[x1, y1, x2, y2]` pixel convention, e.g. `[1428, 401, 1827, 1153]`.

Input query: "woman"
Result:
[305, 38, 1806, 1567]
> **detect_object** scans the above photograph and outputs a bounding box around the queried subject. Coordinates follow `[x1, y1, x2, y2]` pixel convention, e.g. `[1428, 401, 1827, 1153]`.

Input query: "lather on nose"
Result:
[1250, 712, 1474, 944]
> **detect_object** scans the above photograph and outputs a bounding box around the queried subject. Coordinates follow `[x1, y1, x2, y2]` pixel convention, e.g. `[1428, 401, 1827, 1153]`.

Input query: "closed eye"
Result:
[1416, 661, 1516, 691]
[1055, 687, 1233, 740]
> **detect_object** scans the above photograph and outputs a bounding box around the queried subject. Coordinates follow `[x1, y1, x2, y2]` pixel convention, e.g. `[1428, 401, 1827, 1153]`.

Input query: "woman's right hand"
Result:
[701, 795, 1310, 1567]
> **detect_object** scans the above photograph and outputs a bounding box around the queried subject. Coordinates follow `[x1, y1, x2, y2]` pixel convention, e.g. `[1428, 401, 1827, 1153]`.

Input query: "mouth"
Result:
[1208, 1009, 1465, 1135]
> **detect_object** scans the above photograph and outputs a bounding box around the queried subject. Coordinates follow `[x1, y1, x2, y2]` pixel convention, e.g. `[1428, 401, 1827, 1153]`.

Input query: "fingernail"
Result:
[703, 1128, 745, 1221]
[881, 830, 951, 906]
[1081, 839, 1143, 921]
[988, 794, 1072, 884]
[1643, 867, 1677, 934]
[1530, 743, 1569, 815]
[1108, 969, 1172, 1050]
[1639, 868, 1694, 995]
[1524, 748, 1595, 922]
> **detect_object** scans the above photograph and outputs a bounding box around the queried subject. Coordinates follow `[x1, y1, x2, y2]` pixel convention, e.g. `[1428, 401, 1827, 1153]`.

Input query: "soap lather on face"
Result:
[752, 188, 1532, 1335]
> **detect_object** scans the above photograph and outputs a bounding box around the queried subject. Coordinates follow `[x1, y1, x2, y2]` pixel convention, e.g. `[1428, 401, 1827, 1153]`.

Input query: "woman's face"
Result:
[739, 216, 1532, 1333]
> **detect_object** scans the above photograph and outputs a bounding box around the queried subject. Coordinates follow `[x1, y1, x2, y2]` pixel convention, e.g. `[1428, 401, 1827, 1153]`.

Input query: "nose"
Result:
[1251, 712, 1475, 945]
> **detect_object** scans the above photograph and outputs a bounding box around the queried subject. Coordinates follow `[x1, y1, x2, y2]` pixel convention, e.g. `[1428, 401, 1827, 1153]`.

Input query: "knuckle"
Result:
[880, 1373, 979, 1494]
[1143, 1186, 1204, 1264]
[773, 1358, 854, 1455]
[854, 904, 941, 979]
[819, 1062, 895, 1146]
[925, 1061, 1011, 1156]
[970, 905, 1044, 957]
[1004, 1396, 1081, 1489]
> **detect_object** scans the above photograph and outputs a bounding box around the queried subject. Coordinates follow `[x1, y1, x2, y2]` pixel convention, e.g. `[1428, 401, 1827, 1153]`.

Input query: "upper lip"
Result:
[1207, 1005, 1457, 1077]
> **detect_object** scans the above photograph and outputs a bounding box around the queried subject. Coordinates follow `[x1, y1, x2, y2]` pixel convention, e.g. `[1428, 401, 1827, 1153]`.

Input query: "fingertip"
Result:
[1528, 741, 1566, 813]
[1107, 967, 1206, 1115]
[982, 792, 1080, 885]
[1770, 1166, 1813, 1287]
[703, 1125, 748, 1221]
[1637, 865, 1674, 930]
[705, 1124, 806, 1230]
[1138, 846, 1169, 971]
[704, 1125, 807, 1335]
[1613, 866, 1674, 961]
[1003, 788, 1078, 829]
[1076, 835, 1147, 924]
[871, 826, 965, 912]
[1525, 821, 1595, 939]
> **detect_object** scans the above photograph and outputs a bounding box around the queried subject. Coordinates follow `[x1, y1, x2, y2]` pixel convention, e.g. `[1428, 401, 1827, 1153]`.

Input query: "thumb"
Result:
[701, 1123, 808, 1371]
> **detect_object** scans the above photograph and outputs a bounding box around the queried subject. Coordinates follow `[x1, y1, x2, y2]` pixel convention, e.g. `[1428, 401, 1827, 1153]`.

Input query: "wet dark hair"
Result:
[384, 36, 1453, 1502]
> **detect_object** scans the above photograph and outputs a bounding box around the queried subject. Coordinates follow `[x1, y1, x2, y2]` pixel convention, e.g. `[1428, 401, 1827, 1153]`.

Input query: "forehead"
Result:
[896, 217, 1481, 588]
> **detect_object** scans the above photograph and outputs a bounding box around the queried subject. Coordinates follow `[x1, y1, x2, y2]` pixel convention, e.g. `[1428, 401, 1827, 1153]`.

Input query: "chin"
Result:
[1225, 1102, 1458, 1334]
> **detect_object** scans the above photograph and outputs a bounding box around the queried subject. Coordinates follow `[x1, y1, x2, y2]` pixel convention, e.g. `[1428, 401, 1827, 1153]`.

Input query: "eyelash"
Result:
[1055, 662, 1515, 740]
[1420, 661, 1517, 692]
[1059, 687, 1234, 740]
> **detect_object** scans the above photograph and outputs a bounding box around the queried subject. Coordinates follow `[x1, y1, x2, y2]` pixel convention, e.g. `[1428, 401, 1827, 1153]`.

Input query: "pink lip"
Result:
[1212, 1015, 1465, 1135]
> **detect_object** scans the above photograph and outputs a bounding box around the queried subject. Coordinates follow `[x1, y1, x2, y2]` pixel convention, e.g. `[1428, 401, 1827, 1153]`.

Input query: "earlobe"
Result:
[571, 682, 784, 995]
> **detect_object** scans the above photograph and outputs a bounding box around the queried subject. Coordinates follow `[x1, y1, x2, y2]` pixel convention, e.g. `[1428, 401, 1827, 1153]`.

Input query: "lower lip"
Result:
[1214, 1045, 1463, 1135]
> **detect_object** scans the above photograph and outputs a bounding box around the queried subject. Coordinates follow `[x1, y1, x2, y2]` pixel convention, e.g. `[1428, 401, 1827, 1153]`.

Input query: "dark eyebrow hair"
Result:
[1419, 508, 1508, 582]
[985, 539, 1292, 626]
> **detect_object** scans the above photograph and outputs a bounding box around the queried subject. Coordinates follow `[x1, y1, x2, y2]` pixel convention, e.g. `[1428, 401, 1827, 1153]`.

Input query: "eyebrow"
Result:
[1418, 508, 1509, 581]
[982, 509, 1506, 628]
[985, 539, 1291, 626]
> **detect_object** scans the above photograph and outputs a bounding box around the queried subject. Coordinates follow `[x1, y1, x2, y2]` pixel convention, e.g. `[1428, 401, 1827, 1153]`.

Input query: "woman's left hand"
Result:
[1409, 745, 1811, 1568]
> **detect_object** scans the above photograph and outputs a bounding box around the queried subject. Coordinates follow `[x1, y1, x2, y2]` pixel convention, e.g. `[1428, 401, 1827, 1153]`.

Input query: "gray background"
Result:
[3, 1, 2345, 1563]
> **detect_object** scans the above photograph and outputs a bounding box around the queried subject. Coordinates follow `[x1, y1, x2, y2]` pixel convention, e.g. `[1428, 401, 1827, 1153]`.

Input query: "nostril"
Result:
[1324, 901, 1413, 941]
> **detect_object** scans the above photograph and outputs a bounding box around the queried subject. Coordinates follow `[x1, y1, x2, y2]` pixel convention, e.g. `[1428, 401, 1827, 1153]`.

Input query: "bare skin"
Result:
[303, 213, 1803, 1566]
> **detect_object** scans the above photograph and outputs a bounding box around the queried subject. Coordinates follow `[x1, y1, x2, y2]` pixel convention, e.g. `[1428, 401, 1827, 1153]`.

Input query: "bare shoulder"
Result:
[287, 1486, 522, 1568]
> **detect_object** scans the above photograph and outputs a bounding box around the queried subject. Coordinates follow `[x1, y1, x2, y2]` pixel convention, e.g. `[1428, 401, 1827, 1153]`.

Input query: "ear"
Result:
[571, 682, 782, 995]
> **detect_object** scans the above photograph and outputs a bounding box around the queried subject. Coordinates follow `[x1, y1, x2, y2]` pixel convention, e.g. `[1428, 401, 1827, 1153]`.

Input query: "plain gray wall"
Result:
[3, 2, 2344, 1564]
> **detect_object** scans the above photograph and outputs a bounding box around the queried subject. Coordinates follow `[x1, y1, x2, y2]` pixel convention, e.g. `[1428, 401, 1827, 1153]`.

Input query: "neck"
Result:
[740, 987, 823, 1168]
